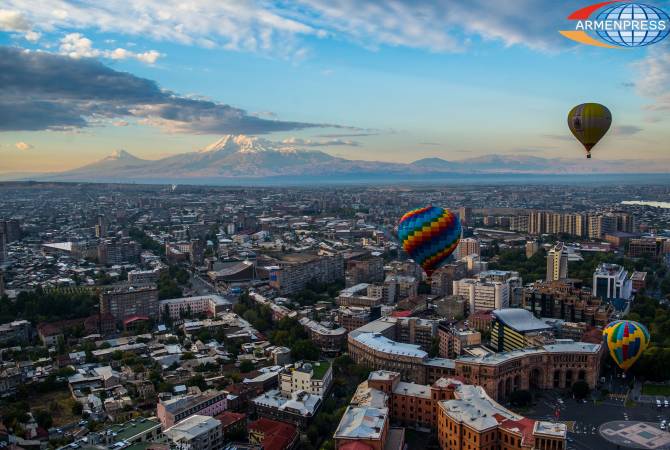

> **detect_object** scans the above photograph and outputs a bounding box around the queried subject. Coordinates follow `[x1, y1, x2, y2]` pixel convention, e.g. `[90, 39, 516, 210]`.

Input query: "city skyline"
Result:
[1, 1, 670, 174]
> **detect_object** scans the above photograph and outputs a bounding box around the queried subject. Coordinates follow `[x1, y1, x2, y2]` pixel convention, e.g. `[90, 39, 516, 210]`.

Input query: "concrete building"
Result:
[348, 320, 602, 400]
[0, 231, 6, 267]
[588, 214, 617, 239]
[430, 261, 467, 296]
[98, 238, 141, 265]
[248, 418, 298, 450]
[546, 243, 568, 281]
[298, 318, 347, 353]
[159, 294, 232, 320]
[157, 391, 228, 428]
[128, 268, 161, 285]
[280, 361, 333, 396]
[522, 280, 613, 327]
[525, 240, 539, 258]
[268, 253, 344, 295]
[593, 263, 633, 301]
[336, 283, 383, 307]
[100, 285, 159, 322]
[455, 238, 480, 260]
[164, 415, 222, 450]
[333, 372, 565, 450]
[628, 237, 670, 259]
[437, 380, 566, 450]
[384, 275, 418, 302]
[346, 255, 384, 286]
[452, 278, 509, 312]
[251, 389, 322, 428]
[438, 324, 481, 359]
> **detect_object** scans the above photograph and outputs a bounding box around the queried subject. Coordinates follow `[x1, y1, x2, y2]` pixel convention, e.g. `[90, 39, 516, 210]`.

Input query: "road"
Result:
[522, 390, 670, 450]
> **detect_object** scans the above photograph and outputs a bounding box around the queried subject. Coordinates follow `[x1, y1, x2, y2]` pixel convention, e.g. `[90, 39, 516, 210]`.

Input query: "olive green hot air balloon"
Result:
[567, 103, 612, 158]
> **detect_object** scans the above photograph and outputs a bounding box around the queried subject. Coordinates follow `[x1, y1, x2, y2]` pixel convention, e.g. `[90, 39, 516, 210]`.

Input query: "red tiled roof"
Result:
[249, 418, 297, 450]
[216, 411, 245, 428]
[391, 310, 412, 317]
[500, 417, 537, 447]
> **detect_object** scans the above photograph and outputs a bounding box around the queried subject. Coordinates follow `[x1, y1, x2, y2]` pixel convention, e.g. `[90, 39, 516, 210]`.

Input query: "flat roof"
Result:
[106, 418, 161, 441]
[333, 405, 387, 440]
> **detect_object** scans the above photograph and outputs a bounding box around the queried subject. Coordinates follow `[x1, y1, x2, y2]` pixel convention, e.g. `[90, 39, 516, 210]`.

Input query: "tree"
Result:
[291, 339, 320, 361]
[572, 380, 590, 399]
[239, 360, 255, 373]
[428, 337, 440, 357]
[510, 390, 532, 407]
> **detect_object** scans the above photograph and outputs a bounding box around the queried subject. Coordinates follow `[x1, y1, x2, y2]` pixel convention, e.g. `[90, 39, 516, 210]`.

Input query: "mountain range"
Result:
[4, 134, 670, 183]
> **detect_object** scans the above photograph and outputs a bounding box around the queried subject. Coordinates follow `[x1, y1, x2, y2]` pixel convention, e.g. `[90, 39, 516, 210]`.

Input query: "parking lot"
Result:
[520, 390, 670, 450]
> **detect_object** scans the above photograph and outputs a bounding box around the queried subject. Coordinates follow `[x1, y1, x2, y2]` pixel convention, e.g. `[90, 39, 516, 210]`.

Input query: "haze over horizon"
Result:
[1, 1, 669, 174]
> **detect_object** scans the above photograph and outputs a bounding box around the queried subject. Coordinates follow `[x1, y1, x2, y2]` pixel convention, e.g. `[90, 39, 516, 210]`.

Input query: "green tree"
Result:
[572, 381, 590, 399]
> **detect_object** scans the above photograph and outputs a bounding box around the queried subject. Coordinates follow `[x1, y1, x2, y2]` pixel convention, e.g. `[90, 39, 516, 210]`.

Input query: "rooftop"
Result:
[165, 415, 221, 440]
[105, 418, 161, 442]
[334, 405, 387, 440]
[353, 332, 427, 359]
[493, 308, 553, 333]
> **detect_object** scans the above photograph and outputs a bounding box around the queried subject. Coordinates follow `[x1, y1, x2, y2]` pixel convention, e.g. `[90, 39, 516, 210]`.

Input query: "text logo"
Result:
[560, 1, 670, 48]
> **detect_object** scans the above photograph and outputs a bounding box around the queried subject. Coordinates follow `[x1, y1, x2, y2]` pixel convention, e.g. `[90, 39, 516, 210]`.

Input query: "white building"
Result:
[164, 415, 222, 450]
[280, 361, 333, 396]
[593, 263, 633, 300]
[159, 295, 232, 319]
[453, 278, 509, 313]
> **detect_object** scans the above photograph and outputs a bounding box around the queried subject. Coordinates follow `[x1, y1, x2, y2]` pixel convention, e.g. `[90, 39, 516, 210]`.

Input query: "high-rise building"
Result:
[0, 270, 4, 297]
[98, 238, 141, 265]
[456, 237, 480, 259]
[528, 211, 546, 235]
[525, 240, 539, 258]
[452, 278, 509, 312]
[268, 253, 344, 296]
[95, 214, 108, 238]
[346, 255, 384, 285]
[0, 220, 21, 243]
[458, 206, 472, 227]
[431, 261, 467, 296]
[593, 263, 633, 301]
[0, 230, 6, 268]
[546, 243, 568, 281]
[588, 214, 617, 239]
[100, 285, 159, 322]
[510, 215, 529, 232]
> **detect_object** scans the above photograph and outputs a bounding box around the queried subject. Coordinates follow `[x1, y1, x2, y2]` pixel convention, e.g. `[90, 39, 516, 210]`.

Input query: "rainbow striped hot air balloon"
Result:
[398, 205, 461, 278]
[602, 320, 650, 371]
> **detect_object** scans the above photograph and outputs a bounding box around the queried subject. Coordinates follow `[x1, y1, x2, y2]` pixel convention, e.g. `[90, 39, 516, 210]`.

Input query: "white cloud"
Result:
[135, 50, 161, 64]
[24, 30, 40, 42]
[113, 120, 129, 127]
[59, 33, 162, 64]
[0, 9, 30, 31]
[15, 141, 33, 150]
[59, 33, 100, 58]
[633, 48, 670, 113]
[1, 0, 587, 57]
[282, 137, 359, 147]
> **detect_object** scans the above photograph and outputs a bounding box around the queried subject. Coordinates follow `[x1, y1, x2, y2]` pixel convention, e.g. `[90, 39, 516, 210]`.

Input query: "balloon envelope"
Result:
[398, 205, 461, 277]
[567, 103, 612, 158]
[602, 320, 650, 371]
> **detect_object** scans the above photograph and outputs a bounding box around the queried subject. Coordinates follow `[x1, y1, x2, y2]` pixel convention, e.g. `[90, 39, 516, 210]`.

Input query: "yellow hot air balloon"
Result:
[567, 103, 612, 158]
[602, 320, 650, 371]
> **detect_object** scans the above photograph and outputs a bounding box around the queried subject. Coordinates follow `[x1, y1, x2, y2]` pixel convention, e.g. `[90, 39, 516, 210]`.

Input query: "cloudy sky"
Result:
[0, 0, 669, 173]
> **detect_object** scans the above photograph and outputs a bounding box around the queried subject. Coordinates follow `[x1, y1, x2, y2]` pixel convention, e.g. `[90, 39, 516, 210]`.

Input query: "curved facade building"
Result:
[348, 325, 602, 402]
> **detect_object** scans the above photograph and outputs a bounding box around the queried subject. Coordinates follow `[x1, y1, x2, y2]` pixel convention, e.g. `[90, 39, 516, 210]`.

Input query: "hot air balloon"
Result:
[567, 103, 612, 159]
[398, 205, 461, 278]
[602, 320, 650, 371]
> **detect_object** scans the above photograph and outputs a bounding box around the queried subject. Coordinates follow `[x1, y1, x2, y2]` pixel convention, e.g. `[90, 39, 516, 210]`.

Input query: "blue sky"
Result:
[0, 0, 669, 173]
